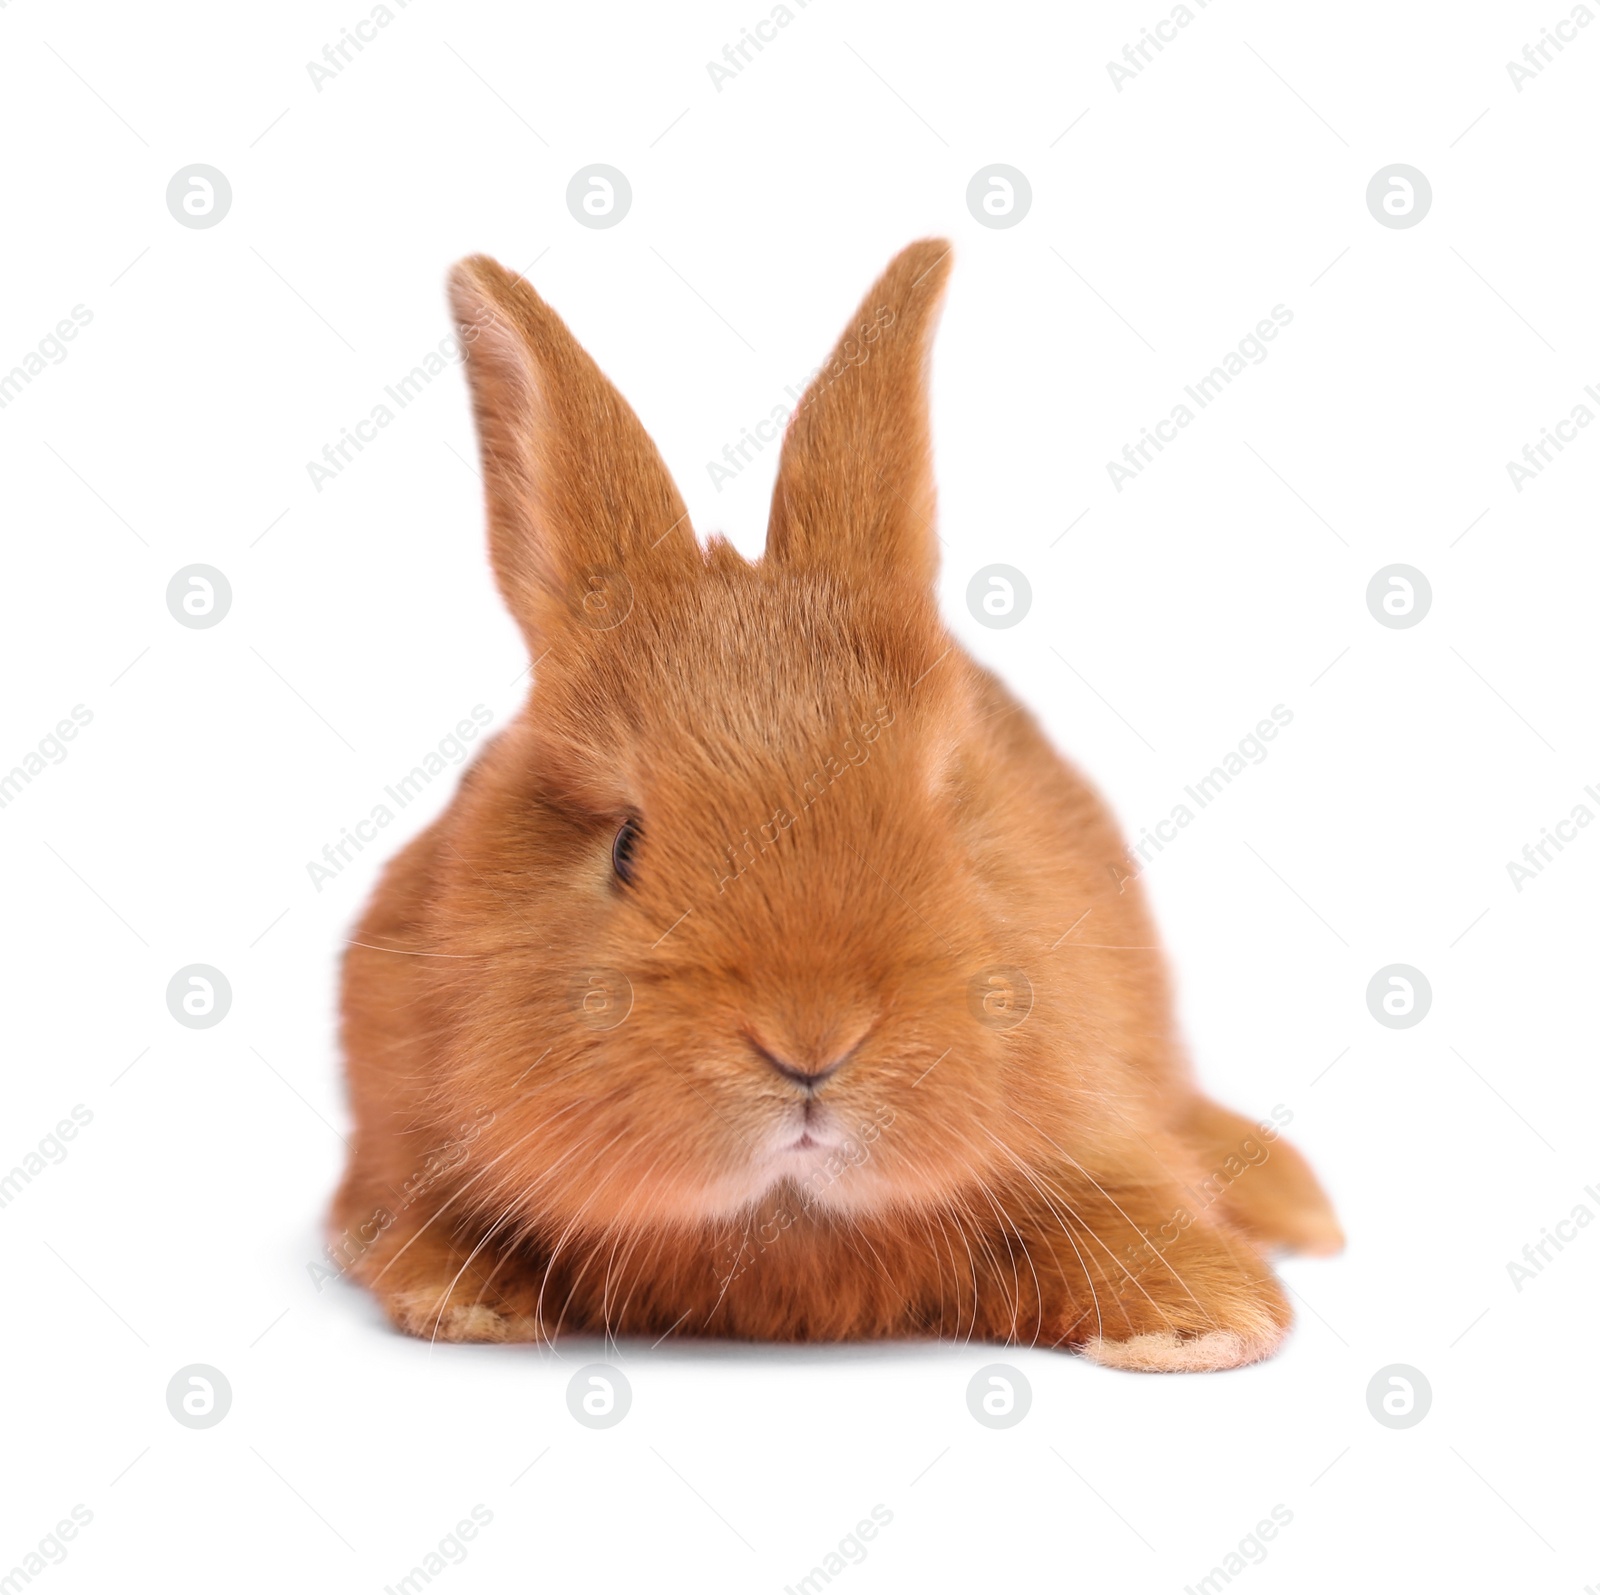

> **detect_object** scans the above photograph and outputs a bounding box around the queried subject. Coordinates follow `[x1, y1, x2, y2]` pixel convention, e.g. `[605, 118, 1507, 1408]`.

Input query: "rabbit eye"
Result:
[612, 818, 641, 885]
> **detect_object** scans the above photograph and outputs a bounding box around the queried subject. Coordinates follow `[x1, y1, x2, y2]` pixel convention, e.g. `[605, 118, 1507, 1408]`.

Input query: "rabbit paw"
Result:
[346, 1220, 550, 1343]
[1065, 1215, 1293, 1372]
[387, 1289, 546, 1344]
[1080, 1325, 1279, 1372]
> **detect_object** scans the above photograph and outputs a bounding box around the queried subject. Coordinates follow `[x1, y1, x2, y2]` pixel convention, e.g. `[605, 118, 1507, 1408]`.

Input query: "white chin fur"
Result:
[695, 1106, 890, 1221]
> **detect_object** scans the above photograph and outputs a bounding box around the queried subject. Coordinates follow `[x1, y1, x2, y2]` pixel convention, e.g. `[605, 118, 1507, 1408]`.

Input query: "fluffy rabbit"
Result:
[331, 239, 1341, 1371]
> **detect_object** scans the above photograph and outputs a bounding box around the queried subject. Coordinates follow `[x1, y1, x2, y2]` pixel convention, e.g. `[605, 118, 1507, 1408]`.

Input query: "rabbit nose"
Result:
[749, 1037, 858, 1091]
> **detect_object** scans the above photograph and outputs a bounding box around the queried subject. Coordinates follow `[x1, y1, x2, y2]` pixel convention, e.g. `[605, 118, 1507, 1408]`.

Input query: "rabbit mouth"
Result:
[768, 1111, 879, 1186]
[778, 1129, 834, 1155]
[774, 1123, 841, 1157]
[769, 1099, 846, 1158]
[732, 1104, 896, 1214]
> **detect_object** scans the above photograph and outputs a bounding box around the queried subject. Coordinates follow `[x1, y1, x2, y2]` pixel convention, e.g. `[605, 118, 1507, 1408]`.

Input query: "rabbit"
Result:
[330, 238, 1342, 1372]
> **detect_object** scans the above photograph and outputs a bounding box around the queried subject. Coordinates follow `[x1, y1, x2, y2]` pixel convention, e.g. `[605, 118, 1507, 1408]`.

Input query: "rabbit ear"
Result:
[765, 239, 952, 591]
[448, 255, 700, 651]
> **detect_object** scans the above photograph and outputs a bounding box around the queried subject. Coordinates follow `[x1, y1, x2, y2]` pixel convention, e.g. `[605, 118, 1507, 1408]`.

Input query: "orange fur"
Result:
[331, 240, 1341, 1371]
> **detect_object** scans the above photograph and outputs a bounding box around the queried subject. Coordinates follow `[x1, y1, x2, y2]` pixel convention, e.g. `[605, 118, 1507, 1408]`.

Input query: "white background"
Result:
[2, 0, 1596, 1590]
